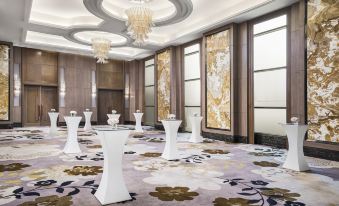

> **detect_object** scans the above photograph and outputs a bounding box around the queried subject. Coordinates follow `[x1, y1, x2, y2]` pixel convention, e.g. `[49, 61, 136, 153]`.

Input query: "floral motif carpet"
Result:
[0, 126, 338, 206]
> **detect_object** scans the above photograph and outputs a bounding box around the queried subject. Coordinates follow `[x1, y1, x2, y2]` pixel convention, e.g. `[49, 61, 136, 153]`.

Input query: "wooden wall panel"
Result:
[22, 48, 58, 86]
[58, 54, 97, 122]
[97, 60, 124, 90]
[124, 60, 144, 122]
[290, 1, 306, 124]
[236, 22, 249, 139]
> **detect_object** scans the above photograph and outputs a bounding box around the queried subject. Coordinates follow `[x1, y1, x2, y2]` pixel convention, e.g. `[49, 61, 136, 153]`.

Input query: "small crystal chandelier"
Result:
[126, 0, 153, 45]
[91, 38, 111, 64]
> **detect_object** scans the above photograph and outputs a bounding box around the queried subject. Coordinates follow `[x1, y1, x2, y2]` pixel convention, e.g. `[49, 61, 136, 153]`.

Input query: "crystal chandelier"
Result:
[126, 0, 153, 45]
[91, 38, 111, 64]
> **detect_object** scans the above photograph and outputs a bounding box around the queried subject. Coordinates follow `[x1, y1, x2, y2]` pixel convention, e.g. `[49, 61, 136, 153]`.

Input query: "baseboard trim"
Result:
[0, 124, 13, 129]
[254, 133, 287, 149]
[202, 131, 247, 143]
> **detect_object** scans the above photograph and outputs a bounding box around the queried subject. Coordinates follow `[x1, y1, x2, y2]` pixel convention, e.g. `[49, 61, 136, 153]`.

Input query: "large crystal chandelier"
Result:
[91, 38, 111, 64]
[126, 0, 153, 45]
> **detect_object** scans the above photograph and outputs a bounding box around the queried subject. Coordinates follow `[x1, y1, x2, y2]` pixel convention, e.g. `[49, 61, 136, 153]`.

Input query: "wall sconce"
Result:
[59, 68, 66, 107]
[13, 64, 21, 106]
[14, 75, 20, 95]
[60, 84, 66, 96]
[91, 70, 96, 107]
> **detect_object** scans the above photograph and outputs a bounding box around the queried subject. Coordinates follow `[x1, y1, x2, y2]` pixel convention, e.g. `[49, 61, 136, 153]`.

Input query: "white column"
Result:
[161, 120, 182, 160]
[189, 116, 203, 143]
[133, 113, 143, 133]
[48, 112, 59, 136]
[83, 111, 93, 131]
[63, 116, 82, 154]
[280, 124, 309, 171]
[94, 129, 132, 204]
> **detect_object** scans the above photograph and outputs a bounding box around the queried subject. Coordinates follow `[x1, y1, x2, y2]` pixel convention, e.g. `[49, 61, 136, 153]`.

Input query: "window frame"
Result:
[248, 9, 291, 142]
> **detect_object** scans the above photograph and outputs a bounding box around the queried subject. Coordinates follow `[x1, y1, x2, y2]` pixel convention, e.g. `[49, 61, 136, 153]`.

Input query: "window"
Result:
[252, 14, 287, 135]
[184, 43, 201, 131]
[144, 58, 155, 125]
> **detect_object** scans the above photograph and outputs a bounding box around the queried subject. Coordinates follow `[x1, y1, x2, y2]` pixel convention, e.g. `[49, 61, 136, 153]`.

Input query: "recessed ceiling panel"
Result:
[74, 31, 127, 46]
[26, 31, 90, 50]
[150, 0, 272, 42]
[102, 0, 176, 22]
[30, 0, 103, 28]
[25, 31, 150, 58]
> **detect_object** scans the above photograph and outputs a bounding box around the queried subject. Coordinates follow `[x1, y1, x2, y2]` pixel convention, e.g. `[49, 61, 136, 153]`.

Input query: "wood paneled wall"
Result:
[97, 60, 124, 90]
[124, 60, 144, 122]
[290, 0, 306, 124]
[236, 22, 249, 139]
[22, 48, 58, 86]
[58, 53, 97, 122]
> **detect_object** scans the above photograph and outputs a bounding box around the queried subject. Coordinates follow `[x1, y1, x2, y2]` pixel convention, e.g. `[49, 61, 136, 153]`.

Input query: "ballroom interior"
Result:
[0, 0, 338, 205]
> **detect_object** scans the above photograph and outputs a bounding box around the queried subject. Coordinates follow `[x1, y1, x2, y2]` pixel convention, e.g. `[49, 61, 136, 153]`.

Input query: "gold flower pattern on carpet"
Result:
[213, 197, 252, 206]
[86, 145, 102, 149]
[203, 149, 229, 154]
[0, 163, 30, 172]
[253, 161, 279, 167]
[149, 187, 198, 201]
[18, 195, 72, 206]
[140, 152, 162, 157]
[64, 166, 102, 176]
[261, 188, 300, 202]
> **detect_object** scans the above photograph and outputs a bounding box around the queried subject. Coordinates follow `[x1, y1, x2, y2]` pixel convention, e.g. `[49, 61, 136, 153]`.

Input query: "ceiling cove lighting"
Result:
[126, 0, 154, 45]
[91, 38, 111, 64]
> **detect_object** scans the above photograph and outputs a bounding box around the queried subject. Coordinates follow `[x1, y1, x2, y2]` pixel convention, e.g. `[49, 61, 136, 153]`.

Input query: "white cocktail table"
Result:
[189, 116, 203, 143]
[133, 113, 143, 133]
[280, 123, 309, 171]
[48, 112, 59, 136]
[83, 111, 93, 131]
[63, 116, 82, 154]
[161, 120, 182, 160]
[94, 127, 132, 205]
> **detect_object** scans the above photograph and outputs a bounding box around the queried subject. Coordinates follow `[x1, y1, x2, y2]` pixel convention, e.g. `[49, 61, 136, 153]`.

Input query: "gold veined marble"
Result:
[0, 45, 9, 121]
[307, 0, 339, 142]
[206, 30, 231, 130]
[157, 50, 171, 121]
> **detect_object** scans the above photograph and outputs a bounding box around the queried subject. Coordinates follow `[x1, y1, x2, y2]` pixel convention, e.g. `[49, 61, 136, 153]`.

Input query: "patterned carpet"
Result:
[0, 126, 338, 206]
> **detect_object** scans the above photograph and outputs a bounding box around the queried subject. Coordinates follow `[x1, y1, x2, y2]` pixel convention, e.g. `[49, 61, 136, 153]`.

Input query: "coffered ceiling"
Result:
[0, 0, 297, 60]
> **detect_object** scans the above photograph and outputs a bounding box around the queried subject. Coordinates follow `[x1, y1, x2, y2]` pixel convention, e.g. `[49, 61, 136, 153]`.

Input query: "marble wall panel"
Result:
[206, 29, 231, 130]
[0, 45, 9, 120]
[157, 50, 171, 121]
[307, 0, 339, 142]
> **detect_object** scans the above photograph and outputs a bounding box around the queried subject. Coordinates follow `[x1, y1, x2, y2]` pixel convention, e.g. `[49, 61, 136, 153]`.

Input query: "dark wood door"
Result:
[40, 87, 58, 125]
[98, 90, 124, 125]
[24, 86, 41, 126]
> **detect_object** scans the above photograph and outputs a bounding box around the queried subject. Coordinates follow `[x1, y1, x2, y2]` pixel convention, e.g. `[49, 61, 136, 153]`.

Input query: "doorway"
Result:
[97, 90, 124, 125]
[23, 86, 58, 126]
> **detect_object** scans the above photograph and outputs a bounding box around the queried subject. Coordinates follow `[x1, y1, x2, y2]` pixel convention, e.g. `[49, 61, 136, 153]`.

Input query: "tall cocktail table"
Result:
[94, 127, 132, 205]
